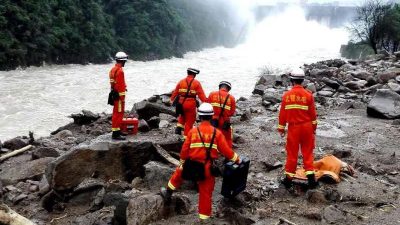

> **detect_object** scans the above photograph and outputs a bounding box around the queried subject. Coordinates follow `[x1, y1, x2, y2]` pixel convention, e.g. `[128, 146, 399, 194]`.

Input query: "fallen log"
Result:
[0, 145, 33, 162]
[154, 144, 180, 166]
[0, 204, 37, 225]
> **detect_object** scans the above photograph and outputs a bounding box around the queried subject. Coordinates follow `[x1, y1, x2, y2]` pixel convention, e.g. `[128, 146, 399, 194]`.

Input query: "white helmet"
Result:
[290, 67, 305, 80]
[198, 103, 214, 116]
[115, 52, 128, 61]
[219, 81, 232, 90]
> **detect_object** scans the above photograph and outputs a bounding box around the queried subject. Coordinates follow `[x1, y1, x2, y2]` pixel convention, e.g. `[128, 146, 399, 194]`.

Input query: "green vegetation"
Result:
[0, 0, 241, 70]
[349, 0, 400, 55]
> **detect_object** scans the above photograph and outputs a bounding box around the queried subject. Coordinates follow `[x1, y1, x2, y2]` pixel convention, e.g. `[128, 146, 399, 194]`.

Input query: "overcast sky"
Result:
[254, 0, 367, 5]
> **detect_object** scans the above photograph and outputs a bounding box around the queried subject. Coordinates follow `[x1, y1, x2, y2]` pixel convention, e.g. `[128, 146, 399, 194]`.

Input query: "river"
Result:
[0, 6, 349, 141]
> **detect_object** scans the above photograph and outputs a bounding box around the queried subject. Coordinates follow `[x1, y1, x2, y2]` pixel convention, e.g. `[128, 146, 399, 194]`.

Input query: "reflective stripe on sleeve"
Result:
[111, 128, 120, 131]
[177, 123, 184, 128]
[285, 104, 309, 110]
[277, 124, 285, 129]
[119, 92, 126, 96]
[312, 120, 318, 125]
[179, 159, 185, 165]
[118, 100, 122, 112]
[230, 152, 238, 162]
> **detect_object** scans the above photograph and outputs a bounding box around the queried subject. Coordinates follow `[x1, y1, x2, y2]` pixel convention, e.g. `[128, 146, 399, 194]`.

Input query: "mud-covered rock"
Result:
[318, 90, 334, 97]
[138, 119, 150, 132]
[377, 71, 398, 83]
[31, 147, 60, 160]
[132, 100, 175, 121]
[350, 70, 372, 80]
[367, 89, 400, 119]
[70, 110, 100, 125]
[54, 130, 73, 140]
[2, 137, 29, 150]
[0, 157, 54, 185]
[46, 141, 156, 191]
[262, 91, 281, 104]
[126, 194, 165, 225]
[147, 116, 161, 129]
[252, 84, 266, 96]
[323, 205, 346, 224]
[388, 82, 400, 93]
[321, 77, 341, 89]
[143, 161, 174, 191]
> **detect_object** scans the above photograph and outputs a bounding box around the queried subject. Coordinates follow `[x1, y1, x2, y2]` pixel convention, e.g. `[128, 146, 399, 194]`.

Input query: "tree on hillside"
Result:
[351, 0, 400, 54]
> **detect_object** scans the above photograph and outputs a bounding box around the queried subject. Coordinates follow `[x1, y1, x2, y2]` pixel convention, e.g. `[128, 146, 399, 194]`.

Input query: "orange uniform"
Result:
[207, 88, 236, 147]
[167, 121, 239, 220]
[278, 84, 317, 179]
[170, 75, 207, 138]
[109, 64, 127, 132]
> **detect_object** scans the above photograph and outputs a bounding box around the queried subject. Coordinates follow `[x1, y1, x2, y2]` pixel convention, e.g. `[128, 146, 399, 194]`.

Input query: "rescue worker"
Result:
[170, 68, 207, 139]
[207, 81, 236, 148]
[160, 103, 240, 222]
[109, 51, 128, 140]
[277, 67, 318, 189]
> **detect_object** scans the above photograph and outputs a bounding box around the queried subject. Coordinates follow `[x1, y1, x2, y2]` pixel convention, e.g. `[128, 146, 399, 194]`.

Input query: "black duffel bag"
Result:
[182, 159, 206, 181]
[108, 89, 120, 105]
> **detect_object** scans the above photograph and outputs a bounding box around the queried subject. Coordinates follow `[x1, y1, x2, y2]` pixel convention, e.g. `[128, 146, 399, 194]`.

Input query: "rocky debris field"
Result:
[1, 55, 400, 225]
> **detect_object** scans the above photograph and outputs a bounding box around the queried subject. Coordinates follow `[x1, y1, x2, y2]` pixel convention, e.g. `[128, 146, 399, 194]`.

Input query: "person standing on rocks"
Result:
[170, 68, 207, 139]
[161, 103, 240, 223]
[207, 81, 236, 148]
[109, 51, 128, 140]
[277, 67, 319, 189]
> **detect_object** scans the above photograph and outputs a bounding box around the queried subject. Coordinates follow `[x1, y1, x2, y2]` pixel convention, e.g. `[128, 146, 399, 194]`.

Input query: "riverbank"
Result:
[1, 55, 400, 225]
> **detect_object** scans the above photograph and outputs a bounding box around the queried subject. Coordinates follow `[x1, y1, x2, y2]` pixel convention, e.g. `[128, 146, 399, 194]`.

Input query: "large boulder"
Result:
[252, 84, 266, 96]
[321, 77, 340, 89]
[143, 161, 174, 191]
[46, 141, 156, 191]
[132, 101, 175, 121]
[126, 193, 191, 225]
[367, 89, 400, 119]
[377, 71, 398, 83]
[31, 147, 60, 160]
[0, 157, 54, 185]
[350, 70, 372, 80]
[388, 82, 400, 94]
[2, 137, 29, 150]
[70, 110, 100, 125]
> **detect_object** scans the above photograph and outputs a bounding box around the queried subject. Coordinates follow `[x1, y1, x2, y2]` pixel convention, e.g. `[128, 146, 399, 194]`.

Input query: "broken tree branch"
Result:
[0, 145, 33, 162]
[279, 217, 298, 225]
[154, 144, 180, 166]
[0, 204, 37, 225]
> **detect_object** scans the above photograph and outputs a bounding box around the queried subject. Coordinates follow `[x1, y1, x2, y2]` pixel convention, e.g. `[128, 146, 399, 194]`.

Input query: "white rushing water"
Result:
[0, 5, 349, 141]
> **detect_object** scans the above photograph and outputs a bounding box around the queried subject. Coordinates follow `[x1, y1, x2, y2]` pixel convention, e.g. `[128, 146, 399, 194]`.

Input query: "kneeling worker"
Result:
[277, 67, 318, 189]
[161, 103, 240, 222]
[208, 81, 236, 148]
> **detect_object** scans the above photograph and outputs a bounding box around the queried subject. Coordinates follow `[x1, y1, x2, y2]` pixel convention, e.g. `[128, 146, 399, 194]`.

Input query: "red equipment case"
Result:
[121, 117, 139, 135]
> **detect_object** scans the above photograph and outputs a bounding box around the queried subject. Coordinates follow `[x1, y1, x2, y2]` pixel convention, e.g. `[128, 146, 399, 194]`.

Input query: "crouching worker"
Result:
[160, 103, 240, 222]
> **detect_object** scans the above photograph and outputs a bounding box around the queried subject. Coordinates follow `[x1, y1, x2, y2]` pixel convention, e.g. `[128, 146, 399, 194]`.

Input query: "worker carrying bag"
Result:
[211, 93, 231, 131]
[181, 127, 218, 181]
[108, 89, 120, 106]
[174, 79, 194, 117]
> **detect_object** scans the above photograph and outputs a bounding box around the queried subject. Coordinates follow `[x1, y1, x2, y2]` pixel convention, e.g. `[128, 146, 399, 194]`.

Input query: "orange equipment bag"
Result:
[121, 117, 139, 135]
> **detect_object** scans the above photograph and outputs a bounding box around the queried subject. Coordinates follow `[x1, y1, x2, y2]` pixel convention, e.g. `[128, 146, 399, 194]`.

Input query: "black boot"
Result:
[160, 187, 173, 204]
[119, 130, 128, 136]
[307, 173, 319, 189]
[175, 127, 183, 135]
[281, 176, 293, 189]
[112, 131, 126, 140]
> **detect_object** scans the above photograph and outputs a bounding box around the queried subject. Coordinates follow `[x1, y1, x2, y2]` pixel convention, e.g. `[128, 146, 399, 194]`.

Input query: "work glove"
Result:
[235, 156, 241, 165]
[278, 129, 285, 138]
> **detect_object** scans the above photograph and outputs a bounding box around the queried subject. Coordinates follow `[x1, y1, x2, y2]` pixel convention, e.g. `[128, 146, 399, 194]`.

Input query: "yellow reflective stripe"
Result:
[177, 123, 184, 128]
[178, 89, 196, 94]
[199, 214, 210, 220]
[285, 104, 309, 110]
[230, 152, 238, 162]
[110, 79, 115, 82]
[118, 100, 122, 112]
[190, 143, 217, 149]
[278, 124, 285, 129]
[179, 159, 185, 164]
[285, 172, 296, 177]
[119, 92, 125, 96]
[168, 181, 176, 190]
[210, 102, 231, 110]
[111, 128, 120, 131]
[305, 171, 315, 175]
[178, 89, 187, 93]
[312, 120, 318, 125]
